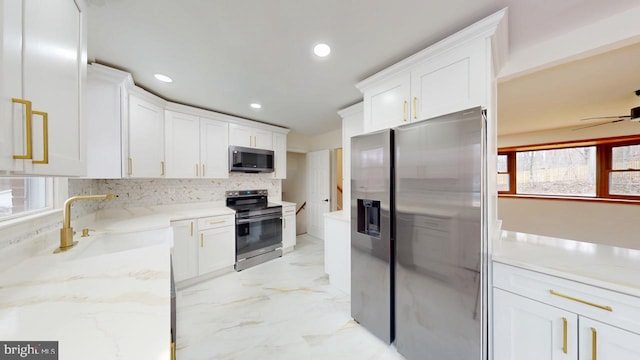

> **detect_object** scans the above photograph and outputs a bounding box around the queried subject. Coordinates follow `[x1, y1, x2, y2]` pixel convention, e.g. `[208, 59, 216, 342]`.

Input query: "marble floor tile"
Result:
[176, 234, 405, 360]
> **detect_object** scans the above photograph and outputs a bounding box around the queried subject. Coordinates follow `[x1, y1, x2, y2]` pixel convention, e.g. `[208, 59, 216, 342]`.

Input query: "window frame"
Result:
[498, 135, 640, 203]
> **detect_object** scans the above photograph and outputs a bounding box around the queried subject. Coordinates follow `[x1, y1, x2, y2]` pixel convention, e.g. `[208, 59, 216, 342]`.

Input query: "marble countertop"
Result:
[324, 210, 349, 222]
[493, 230, 640, 298]
[0, 228, 172, 360]
[280, 201, 296, 207]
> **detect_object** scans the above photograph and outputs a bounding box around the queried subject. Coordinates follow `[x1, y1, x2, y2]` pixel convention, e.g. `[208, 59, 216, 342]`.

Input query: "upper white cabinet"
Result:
[272, 132, 287, 179]
[229, 123, 272, 150]
[165, 108, 229, 179]
[356, 9, 507, 133]
[0, 0, 86, 176]
[128, 90, 165, 178]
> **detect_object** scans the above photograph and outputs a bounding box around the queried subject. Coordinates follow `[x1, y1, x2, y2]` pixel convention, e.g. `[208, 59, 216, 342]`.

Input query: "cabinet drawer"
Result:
[493, 262, 640, 334]
[282, 206, 295, 216]
[197, 214, 234, 231]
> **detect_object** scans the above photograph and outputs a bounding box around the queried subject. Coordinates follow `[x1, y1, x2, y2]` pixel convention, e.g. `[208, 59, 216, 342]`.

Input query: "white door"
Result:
[493, 288, 577, 360]
[165, 111, 200, 178]
[579, 317, 640, 360]
[198, 226, 235, 274]
[306, 150, 330, 239]
[228, 123, 253, 147]
[200, 118, 229, 178]
[128, 93, 164, 178]
[170, 220, 198, 282]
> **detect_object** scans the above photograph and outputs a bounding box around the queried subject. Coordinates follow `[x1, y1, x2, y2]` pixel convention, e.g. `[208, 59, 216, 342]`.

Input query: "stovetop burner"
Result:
[226, 189, 282, 217]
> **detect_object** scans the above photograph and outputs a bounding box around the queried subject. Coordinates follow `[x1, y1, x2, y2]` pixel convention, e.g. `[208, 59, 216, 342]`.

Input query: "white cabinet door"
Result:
[253, 127, 272, 150]
[171, 220, 198, 282]
[0, 0, 84, 175]
[272, 132, 287, 179]
[229, 123, 272, 149]
[128, 93, 165, 178]
[363, 73, 411, 133]
[411, 40, 487, 121]
[228, 123, 253, 148]
[200, 118, 228, 178]
[579, 317, 640, 360]
[494, 288, 577, 360]
[165, 110, 200, 178]
[282, 205, 296, 250]
[198, 226, 235, 275]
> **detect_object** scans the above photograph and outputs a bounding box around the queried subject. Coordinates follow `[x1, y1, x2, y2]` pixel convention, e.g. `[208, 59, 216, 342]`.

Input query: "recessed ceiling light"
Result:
[154, 73, 173, 83]
[313, 43, 331, 57]
[250, 103, 262, 109]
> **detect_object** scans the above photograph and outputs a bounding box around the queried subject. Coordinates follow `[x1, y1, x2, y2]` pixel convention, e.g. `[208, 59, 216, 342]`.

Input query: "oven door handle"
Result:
[237, 215, 283, 224]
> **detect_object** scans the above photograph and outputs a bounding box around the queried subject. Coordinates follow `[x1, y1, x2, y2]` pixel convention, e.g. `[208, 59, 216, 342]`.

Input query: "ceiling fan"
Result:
[574, 89, 640, 130]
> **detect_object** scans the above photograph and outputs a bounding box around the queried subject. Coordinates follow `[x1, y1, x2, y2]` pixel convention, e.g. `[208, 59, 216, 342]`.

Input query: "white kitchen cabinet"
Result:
[282, 204, 296, 252]
[173, 214, 235, 286]
[356, 10, 506, 134]
[165, 111, 200, 178]
[229, 123, 272, 150]
[323, 212, 350, 294]
[493, 262, 640, 360]
[170, 219, 198, 282]
[165, 110, 230, 179]
[200, 118, 229, 178]
[494, 288, 577, 360]
[198, 226, 235, 275]
[0, 0, 86, 176]
[272, 132, 287, 179]
[128, 90, 166, 178]
[579, 317, 640, 360]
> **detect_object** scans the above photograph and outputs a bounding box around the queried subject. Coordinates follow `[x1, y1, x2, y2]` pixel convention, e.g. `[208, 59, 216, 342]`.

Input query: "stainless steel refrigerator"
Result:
[351, 107, 487, 360]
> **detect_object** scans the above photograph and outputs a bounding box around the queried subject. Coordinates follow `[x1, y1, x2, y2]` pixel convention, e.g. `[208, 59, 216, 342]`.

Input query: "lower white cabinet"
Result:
[171, 214, 235, 284]
[494, 288, 577, 360]
[282, 204, 296, 251]
[170, 219, 198, 282]
[198, 226, 235, 274]
[493, 262, 640, 360]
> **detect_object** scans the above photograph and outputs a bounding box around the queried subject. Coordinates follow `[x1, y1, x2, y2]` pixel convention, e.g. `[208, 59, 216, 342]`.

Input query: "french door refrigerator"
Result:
[351, 107, 487, 360]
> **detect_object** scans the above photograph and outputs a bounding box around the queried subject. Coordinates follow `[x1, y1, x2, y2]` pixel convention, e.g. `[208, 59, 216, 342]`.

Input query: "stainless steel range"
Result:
[226, 190, 283, 271]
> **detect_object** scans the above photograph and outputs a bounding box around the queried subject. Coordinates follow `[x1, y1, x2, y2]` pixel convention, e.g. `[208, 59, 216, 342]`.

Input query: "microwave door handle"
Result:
[237, 215, 282, 224]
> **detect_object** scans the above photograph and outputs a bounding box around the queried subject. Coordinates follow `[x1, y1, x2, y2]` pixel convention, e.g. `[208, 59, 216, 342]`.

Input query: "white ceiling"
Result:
[86, 0, 640, 136]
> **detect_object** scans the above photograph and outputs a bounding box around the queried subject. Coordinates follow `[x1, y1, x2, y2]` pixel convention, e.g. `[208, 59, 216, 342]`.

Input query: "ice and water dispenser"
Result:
[357, 199, 381, 238]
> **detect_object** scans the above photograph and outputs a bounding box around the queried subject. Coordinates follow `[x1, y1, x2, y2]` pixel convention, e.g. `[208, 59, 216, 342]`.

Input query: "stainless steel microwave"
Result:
[229, 146, 274, 173]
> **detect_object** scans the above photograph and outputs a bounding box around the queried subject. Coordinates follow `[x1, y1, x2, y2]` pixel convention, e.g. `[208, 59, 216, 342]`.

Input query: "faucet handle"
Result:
[81, 228, 94, 237]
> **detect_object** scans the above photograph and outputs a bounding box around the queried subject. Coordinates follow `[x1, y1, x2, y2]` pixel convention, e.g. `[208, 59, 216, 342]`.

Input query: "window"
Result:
[499, 135, 640, 202]
[0, 177, 51, 220]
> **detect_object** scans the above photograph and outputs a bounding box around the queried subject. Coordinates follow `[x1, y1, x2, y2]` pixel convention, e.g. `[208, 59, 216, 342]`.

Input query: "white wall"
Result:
[310, 129, 342, 152]
[498, 123, 640, 249]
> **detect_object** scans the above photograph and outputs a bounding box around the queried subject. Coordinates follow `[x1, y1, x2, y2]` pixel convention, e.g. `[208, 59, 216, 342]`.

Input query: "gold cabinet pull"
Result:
[161, 161, 165, 176]
[202, 163, 205, 177]
[190, 222, 193, 236]
[210, 220, 225, 225]
[195, 163, 199, 176]
[591, 327, 597, 360]
[128, 157, 133, 176]
[549, 290, 612, 312]
[12, 98, 33, 159]
[31, 110, 48, 164]
[413, 97, 417, 119]
[562, 317, 567, 354]
[402, 100, 407, 121]
[200, 233, 203, 247]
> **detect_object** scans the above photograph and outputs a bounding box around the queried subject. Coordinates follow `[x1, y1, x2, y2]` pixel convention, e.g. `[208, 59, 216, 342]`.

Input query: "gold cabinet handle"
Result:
[161, 161, 165, 176]
[12, 98, 33, 159]
[202, 164, 205, 177]
[591, 327, 597, 360]
[200, 233, 203, 247]
[562, 317, 567, 354]
[549, 290, 612, 312]
[402, 100, 407, 121]
[210, 220, 225, 225]
[413, 97, 417, 119]
[128, 157, 133, 176]
[31, 110, 48, 164]
[195, 163, 199, 176]
[190, 221, 193, 236]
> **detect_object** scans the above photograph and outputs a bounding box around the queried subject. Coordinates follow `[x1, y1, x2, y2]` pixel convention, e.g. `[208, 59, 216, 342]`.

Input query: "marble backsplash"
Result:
[2, 174, 281, 248]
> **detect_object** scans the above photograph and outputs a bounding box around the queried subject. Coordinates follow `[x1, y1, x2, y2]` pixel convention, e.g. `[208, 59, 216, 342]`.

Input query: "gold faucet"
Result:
[54, 194, 118, 254]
